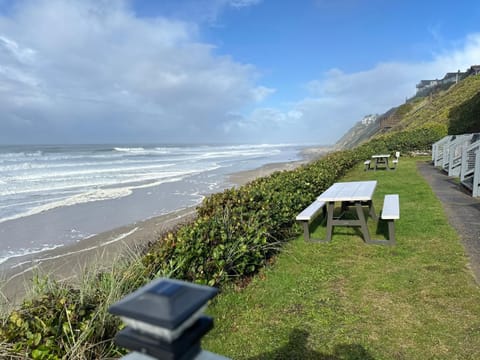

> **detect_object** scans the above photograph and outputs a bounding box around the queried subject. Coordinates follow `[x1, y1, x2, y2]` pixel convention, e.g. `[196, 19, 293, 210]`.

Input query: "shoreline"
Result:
[0, 146, 330, 306]
[0, 207, 198, 305]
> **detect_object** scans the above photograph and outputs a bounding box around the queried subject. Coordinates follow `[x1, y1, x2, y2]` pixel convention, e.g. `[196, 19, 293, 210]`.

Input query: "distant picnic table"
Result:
[371, 154, 390, 170]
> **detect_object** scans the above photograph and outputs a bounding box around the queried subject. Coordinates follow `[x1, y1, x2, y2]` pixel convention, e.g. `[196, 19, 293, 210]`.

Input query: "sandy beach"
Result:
[0, 146, 330, 306]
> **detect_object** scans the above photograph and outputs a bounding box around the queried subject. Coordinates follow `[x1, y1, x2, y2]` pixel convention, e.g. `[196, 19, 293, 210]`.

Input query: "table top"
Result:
[317, 180, 377, 202]
[372, 154, 390, 158]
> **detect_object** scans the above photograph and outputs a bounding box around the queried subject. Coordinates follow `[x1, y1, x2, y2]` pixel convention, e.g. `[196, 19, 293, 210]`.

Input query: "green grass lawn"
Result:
[203, 157, 480, 359]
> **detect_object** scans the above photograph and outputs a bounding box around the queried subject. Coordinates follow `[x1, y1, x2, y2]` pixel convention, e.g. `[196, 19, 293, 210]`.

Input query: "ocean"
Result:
[0, 143, 305, 269]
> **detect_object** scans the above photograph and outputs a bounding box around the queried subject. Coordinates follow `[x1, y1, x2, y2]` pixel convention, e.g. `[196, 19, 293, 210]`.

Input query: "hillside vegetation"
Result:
[338, 73, 480, 149]
[398, 74, 480, 132]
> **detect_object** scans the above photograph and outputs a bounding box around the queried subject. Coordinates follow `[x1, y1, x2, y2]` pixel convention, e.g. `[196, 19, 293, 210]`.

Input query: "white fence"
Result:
[433, 133, 480, 197]
[460, 137, 480, 197]
[446, 134, 476, 176]
[432, 136, 453, 167]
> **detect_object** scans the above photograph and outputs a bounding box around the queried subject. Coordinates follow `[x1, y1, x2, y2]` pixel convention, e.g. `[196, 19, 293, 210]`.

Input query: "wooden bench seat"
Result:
[364, 160, 371, 171]
[296, 200, 326, 242]
[391, 151, 400, 170]
[380, 194, 399, 245]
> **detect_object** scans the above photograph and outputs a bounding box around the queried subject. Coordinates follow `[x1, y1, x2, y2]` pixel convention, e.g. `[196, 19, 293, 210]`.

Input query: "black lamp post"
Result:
[109, 278, 227, 360]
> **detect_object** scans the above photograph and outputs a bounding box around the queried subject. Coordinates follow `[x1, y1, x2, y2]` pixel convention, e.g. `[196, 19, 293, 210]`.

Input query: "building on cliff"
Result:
[416, 65, 480, 95]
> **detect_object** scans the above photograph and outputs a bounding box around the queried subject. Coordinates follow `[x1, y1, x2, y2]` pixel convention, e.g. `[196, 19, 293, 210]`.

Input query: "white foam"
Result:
[114, 147, 144, 151]
[0, 243, 64, 266]
[8, 227, 139, 271]
[0, 167, 186, 197]
[0, 172, 201, 224]
[113, 147, 171, 155]
[0, 144, 301, 227]
[1, 162, 176, 183]
[0, 188, 132, 224]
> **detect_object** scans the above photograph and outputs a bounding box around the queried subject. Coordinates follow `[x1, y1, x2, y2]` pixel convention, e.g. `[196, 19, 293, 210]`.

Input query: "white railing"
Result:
[447, 134, 474, 176]
[431, 133, 480, 198]
[432, 136, 452, 167]
[460, 139, 480, 181]
[441, 135, 463, 172]
[460, 139, 480, 197]
[474, 152, 480, 197]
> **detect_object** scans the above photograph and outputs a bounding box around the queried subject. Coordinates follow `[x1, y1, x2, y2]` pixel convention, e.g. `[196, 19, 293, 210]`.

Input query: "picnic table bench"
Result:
[364, 160, 371, 171]
[391, 151, 400, 170]
[296, 200, 326, 242]
[380, 194, 400, 245]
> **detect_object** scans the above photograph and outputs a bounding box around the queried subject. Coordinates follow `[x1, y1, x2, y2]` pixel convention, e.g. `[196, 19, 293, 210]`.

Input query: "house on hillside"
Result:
[442, 70, 466, 84]
[415, 67, 479, 95]
[416, 79, 439, 93]
[361, 114, 378, 125]
[467, 65, 480, 76]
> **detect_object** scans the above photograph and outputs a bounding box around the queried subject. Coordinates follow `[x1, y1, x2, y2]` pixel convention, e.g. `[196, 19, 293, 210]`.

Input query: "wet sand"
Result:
[0, 207, 197, 305]
[0, 146, 330, 306]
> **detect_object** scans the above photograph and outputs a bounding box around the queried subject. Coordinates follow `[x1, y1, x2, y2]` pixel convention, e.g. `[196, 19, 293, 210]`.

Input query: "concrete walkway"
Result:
[418, 161, 480, 284]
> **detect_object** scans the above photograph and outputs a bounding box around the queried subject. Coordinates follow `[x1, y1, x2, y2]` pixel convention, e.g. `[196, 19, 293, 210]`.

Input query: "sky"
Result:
[1, 0, 480, 145]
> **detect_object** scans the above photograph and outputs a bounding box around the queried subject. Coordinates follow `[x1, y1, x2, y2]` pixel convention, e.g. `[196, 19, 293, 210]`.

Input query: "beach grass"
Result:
[0, 248, 151, 359]
[203, 157, 480, 359]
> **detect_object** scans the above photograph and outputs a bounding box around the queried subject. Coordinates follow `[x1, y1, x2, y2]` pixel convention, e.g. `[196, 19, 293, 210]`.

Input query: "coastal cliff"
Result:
[336, 72, 480, 149]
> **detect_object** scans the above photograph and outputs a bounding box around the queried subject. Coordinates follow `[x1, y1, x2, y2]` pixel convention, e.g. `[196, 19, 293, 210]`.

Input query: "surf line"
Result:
[6, 227, 140, 282]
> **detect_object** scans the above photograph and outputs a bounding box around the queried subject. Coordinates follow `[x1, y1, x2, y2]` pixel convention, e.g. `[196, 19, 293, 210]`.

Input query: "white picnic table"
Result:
[316, 180, 378, 243]
[371, 154, 391, 170]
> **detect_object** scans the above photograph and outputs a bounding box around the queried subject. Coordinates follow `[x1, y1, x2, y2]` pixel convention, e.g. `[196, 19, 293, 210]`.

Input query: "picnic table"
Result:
[296, 180, 399, 245]
[317, 180, 378, 243]
[371, 154, 391, 170]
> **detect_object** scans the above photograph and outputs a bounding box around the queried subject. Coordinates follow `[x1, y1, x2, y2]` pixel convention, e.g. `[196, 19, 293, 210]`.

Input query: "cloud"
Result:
[0, 0, 268, 143]
[227, 33, 480, 144]
[228, 0, 262, 8]
[251, 86, 276, 102]
[0, 35, 36, 64]
[149, 0, 262, 26]
[1, 0, 480, 145]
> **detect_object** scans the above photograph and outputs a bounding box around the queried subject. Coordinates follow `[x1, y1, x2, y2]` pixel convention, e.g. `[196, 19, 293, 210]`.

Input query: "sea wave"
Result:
[0, 143, 301, 228]
[0, 174, 193, 224]
[113, 147, 146, 152]
[113, 147, 170, 155]
[0, 188, 133, 224]
[0, 150, 43, 160]
[4, 227, 140, 277]
[0, 159, 175, 172]
[0, 167, 190, 197]
[0, 243, 64, 266]
[14, 227, 139, 268]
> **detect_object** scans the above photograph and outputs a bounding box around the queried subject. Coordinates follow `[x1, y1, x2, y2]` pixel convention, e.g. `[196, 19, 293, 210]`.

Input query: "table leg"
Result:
[354, 202, 371, 243]
[325, 202, 335, 242]
[308, 200, 380, 244]
[368, 200, 378, 221]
